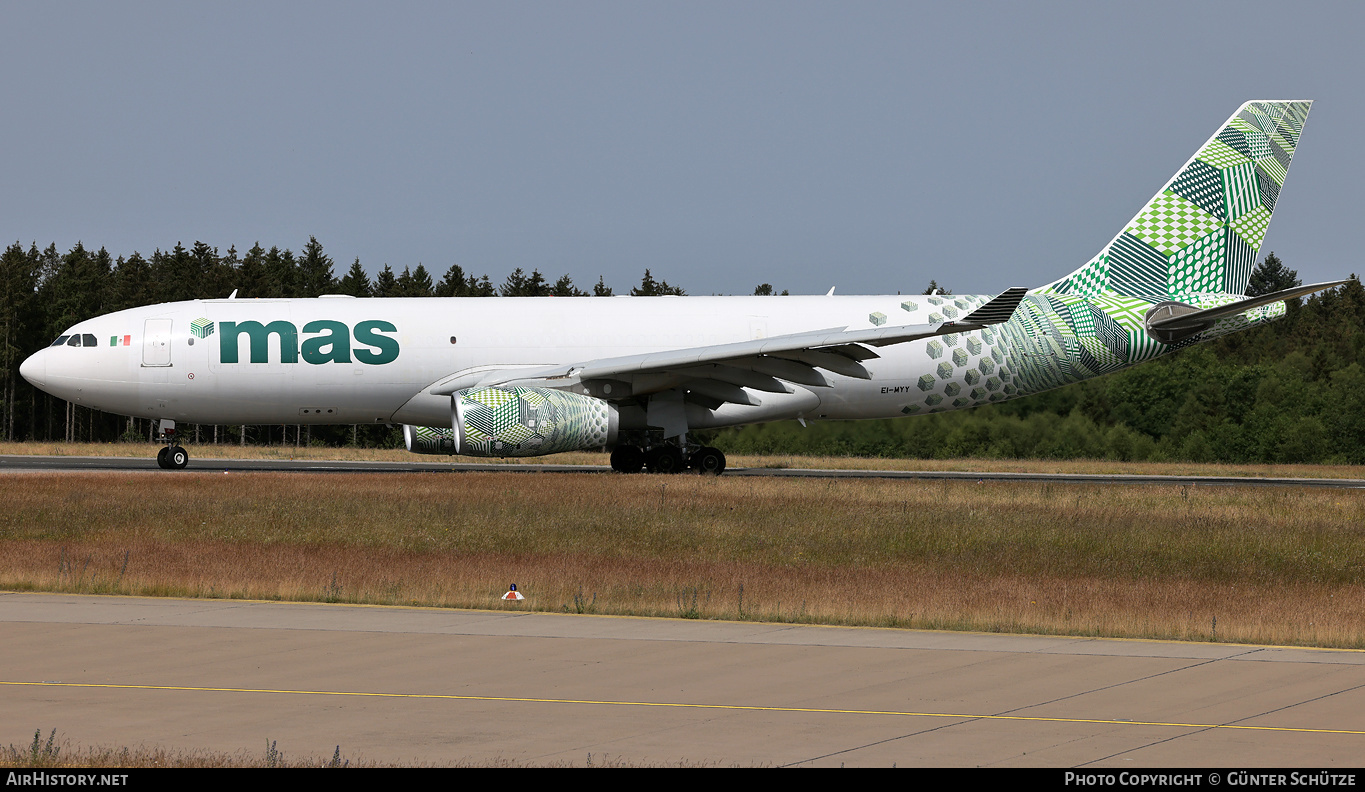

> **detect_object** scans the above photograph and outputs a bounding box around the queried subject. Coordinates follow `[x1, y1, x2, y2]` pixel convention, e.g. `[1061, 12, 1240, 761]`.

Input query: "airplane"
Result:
[19, 100, 1344, 474]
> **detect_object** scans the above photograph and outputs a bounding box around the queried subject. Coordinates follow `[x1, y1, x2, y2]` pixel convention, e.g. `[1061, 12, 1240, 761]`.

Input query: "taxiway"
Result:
[2, 592, 1362, 766]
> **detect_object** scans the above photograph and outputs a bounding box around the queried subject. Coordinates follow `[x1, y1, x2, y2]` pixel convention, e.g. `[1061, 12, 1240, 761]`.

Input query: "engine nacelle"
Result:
[404, 424, 458, 455]
[404, 386, 618, 457]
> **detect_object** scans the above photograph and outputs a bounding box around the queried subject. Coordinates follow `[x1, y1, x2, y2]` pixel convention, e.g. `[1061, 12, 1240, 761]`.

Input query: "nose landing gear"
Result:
[154, 419, 189, 470]
[156, 445, 189, 470]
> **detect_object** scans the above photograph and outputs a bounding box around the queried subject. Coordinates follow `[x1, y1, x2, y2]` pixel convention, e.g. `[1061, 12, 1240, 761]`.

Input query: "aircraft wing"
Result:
[429, 287, 1027, 405]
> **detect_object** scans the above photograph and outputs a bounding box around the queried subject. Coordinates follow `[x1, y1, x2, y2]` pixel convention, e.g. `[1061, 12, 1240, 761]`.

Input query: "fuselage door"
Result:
[143, 318, 173, 367]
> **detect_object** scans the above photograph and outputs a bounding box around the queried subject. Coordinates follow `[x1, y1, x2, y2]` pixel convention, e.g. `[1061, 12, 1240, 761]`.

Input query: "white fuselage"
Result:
[22, 294, 974, 430]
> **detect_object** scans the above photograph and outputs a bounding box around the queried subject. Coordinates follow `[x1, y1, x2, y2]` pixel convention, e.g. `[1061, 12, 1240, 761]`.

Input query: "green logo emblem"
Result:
[191, 318, 215, 339]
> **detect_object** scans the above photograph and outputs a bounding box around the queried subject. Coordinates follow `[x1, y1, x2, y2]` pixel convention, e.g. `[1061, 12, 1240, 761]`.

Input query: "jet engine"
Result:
[404, 386, 618, 457]
[403, 424, 459, 455]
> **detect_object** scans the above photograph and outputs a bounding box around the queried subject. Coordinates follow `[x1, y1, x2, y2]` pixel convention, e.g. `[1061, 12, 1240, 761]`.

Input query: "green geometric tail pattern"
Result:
[887, 100, 1311, 416]
[1038, 101, 1310, 303]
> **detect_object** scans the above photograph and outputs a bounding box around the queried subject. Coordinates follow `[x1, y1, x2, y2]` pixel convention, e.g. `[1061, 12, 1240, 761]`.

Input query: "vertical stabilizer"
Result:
[1038, 101, 1311, 301]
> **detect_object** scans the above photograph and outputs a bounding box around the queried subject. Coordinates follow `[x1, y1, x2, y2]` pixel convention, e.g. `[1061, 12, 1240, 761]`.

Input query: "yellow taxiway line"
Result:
[4, 680, 1361, 736]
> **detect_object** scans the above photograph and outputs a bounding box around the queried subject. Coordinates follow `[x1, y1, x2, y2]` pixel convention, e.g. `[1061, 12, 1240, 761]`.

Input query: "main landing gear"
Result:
[154, 419, 189, 470]
[610, 440, 726, 476]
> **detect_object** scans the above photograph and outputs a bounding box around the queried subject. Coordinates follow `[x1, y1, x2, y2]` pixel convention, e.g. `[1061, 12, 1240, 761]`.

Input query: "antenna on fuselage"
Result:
[227, 289, 238, 299]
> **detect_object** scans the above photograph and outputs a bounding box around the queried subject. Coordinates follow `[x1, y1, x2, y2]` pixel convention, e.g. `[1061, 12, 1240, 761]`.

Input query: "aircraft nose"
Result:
[19, 349, 45, 388]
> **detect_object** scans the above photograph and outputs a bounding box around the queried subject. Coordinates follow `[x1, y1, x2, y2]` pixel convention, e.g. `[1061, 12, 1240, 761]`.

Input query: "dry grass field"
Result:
[0, 728, 670, 768]
[2, 467, 1364, 648]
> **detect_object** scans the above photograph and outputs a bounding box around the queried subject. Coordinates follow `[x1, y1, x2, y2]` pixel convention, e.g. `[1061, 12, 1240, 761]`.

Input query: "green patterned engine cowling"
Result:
[445, 386, 618, 457]
[404, 424, 458, 455]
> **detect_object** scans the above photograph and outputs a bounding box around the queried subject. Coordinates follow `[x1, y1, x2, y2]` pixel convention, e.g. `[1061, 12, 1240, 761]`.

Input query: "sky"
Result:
[2, 1, 1361, 296]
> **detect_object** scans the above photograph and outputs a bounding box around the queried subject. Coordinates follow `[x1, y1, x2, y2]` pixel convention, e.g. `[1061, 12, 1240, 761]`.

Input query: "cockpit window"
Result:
[52, 332, 114, 348]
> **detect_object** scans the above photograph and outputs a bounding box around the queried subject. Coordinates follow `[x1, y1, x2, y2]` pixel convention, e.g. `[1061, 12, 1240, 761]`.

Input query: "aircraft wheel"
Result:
[610, 445, 644, 474]
[691, 446, 726, 476]
[647, 446, 684, 474]
[168, 446, 189, 469]
[155, 446, 170, 469]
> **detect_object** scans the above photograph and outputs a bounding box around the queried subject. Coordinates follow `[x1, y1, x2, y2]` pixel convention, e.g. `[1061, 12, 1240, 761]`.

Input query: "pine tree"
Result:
[90, 247, 114, 311]
[264, 247, 297, 298]
[409, 264, 434, 297]
[434, 264, 497, 297]
[525, 269, 550, 296]
[338, 258, 372, 297]
[500, 268, 553, 296]
[500, 268, 529, 296]
[470, 274, 495, 296]
[0, 243, 39, 440]
[631, 269, 660, 296]
[436, 264, 466, 296]
[297, 236, 336, 297]
[372, 265, 399, 298]
[551, 274, 587, 296]
[189, 241, 229, 299]
[218, 245, 241, 297]
[47, 242, 108, 336]
[1247, 252, 1300, 297]
[631, 269, 684, 296]
[111, 252, 152, 311]
[238, 243, 269, 298]
[435, 264, 466, 297]
[158, 243, 195, 302]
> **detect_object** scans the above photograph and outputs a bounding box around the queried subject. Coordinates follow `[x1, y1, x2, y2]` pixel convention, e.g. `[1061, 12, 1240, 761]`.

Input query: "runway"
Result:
[3, 453, 1364, 488]
[2, 592, 1363, 767]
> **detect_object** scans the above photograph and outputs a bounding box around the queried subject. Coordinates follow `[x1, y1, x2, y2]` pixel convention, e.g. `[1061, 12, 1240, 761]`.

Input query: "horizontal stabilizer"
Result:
[1145, 279, 1348, 343]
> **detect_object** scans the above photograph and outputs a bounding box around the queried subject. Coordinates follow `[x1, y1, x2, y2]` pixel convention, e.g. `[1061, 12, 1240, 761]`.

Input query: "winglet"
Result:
[959, 287, 1028, 326]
